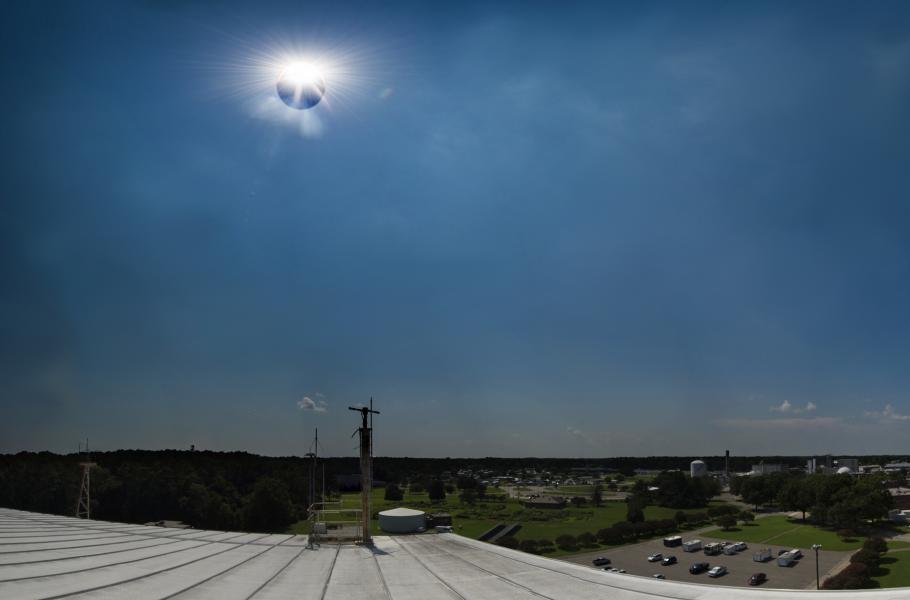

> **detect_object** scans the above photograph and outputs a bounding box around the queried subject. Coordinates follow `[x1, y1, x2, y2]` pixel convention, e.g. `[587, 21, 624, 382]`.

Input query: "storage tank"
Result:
[690, 459, 707, 478]
[378, 507, 426, 533]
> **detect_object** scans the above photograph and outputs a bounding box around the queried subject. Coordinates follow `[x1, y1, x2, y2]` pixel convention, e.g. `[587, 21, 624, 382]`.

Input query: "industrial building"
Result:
[689, 459, 707, 478]
[4, 507, 905, 599]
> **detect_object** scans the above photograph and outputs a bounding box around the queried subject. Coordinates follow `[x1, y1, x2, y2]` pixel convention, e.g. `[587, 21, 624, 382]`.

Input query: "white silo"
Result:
[690, 459, 707, 478]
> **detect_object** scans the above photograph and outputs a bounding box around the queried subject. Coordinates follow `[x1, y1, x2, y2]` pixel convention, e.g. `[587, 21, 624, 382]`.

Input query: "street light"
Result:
[812, 544, 823, 589]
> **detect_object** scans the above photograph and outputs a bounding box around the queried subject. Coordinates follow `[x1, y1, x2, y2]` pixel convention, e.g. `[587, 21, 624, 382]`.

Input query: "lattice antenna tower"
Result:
[349, 398, 379, 545]
[75, 438, 96, 519]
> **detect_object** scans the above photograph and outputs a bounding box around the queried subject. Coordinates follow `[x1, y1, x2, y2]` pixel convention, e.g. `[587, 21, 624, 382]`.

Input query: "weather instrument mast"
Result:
[75, 439, 96, 519]
[349, 399, 379, 545]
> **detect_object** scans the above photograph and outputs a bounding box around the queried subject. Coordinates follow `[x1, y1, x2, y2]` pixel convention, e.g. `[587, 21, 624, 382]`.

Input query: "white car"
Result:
[708, 566, 728, 578]
[647, 553, 663, 562]
[652, 574, 666, 579]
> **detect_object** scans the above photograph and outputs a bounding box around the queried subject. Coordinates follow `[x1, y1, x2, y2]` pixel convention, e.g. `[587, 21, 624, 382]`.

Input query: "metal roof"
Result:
[1, 508, 908, 599]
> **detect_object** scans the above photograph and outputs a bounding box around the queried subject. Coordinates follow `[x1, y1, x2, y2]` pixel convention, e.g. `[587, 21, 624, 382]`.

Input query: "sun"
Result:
[276, 61, 327, 110]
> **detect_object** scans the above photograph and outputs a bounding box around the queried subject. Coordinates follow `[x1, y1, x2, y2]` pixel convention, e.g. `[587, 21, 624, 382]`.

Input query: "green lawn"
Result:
[288, 489, 734, 556]
[872, 550, 910, 588]
[702, 515, 870, 551]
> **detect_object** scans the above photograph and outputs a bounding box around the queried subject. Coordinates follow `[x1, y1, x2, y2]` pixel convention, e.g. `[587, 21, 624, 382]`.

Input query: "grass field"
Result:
[288, 487, 733, 556]
[702, 515, 887, 551]
[872, 550, 910, 588]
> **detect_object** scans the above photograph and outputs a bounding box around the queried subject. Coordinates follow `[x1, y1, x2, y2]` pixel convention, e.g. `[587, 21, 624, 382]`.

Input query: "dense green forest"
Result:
[2, 451, 906, 533]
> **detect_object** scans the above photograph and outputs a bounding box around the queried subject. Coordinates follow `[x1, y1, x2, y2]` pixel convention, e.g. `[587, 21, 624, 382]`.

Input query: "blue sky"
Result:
[2, 1, 910, 457]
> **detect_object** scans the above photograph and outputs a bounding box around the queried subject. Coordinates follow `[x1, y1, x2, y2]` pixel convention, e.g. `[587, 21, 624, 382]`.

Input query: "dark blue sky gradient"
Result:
[2, 1, 910, 456]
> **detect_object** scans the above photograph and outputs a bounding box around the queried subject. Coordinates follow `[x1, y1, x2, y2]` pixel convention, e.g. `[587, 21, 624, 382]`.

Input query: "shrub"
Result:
[613, 521, 634, 539]
[555, 534, 577, 549]
[863, 537, 888, 554]
[597, 527, 623, 545]
[738, 511, 755, 523]
[577, 532, 596, 547]
[497, 536, 519, 549]
[674, 511, 688, 525]
[823, 563, 872, 590]
[518, 539, 539, 553]
[850, 549, 880, 568]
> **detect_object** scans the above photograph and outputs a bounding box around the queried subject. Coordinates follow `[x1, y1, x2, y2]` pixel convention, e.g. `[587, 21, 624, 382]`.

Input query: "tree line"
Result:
[731, 472, 894, 531]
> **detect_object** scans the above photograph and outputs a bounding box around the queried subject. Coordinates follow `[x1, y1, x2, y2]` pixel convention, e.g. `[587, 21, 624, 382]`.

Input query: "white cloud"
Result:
[865, 404, 910, 422]
[769, 400, 816, 414]
[297, 395, 328, 413]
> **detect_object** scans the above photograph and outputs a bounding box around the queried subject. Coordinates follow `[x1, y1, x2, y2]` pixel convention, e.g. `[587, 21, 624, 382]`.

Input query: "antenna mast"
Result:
[349, 399, 379, 545]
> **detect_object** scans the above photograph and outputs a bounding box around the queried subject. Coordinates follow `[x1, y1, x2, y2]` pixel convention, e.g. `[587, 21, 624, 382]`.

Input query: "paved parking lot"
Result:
[561, 536, 851, 590]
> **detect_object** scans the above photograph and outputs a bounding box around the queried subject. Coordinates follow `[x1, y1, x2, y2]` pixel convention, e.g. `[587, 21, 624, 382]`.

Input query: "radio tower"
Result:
[75, 439, 96, 519]
[349, 399, 379, 545]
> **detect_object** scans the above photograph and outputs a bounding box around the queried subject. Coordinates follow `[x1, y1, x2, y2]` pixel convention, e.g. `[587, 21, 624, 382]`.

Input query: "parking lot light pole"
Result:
[812, 544, 822, 589]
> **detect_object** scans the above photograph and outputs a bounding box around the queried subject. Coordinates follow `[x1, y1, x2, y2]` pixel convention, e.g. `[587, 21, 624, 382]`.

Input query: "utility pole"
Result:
[349, 399, 379, 545]
[812, 544, 822, 589]
[75, 439, 96, 519]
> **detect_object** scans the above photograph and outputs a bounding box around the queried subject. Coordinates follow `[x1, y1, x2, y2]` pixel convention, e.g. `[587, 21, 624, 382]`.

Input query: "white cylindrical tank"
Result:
[690, 460, 707, 478]
[378, 507, 426, 533]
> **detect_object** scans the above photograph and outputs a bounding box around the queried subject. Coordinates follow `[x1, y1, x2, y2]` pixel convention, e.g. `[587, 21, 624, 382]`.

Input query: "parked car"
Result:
[652, 574, 666, 579]
[647, 553, 663, 562]
[689, 562, 710, 574]
[750, 573, 768, 586]
[661, 556, 677, 566]
[592, 557, 611, 566]
[708, 565, 727, 578]
[777, 549, 788, 556]
[789, 549, 803, 559]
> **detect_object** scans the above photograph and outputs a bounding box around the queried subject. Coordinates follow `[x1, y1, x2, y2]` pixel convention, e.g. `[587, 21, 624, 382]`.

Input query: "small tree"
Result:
[738, 511, 755, 524]
[570, 496, 588, 508]
[384, 483, 403, 502]
[716, 514, 737, 530]
[459, 488, 478, 505]
[627, 494, 646, 523]
[497, 536, 519, 549]
[592, 484, 604, 507]
[428, 480, 446, 502]
[518, 539, 539, 553]
[555, 534, 577, 550]
[674, 511, 688, 526]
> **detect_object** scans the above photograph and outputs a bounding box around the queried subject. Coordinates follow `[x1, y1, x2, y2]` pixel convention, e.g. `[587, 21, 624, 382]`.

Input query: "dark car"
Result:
[592, 557, 611, 566]
[750, 572, 768, 586]
[661, 556, 677, 566]
[689, 562, 710, 574]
